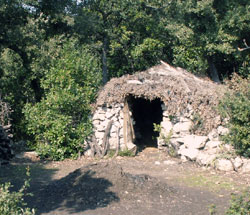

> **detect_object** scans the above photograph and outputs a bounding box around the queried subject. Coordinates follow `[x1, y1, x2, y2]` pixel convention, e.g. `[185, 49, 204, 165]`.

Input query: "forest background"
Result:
[0, 0, 249, 160]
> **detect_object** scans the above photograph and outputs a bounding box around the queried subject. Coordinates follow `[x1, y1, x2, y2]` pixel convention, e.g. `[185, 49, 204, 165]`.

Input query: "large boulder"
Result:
[205, 141, 222, 150]
[241, 160, 250, 173]
[184, 135, 208, 149]
[196, 151, 217, 166]
[178, 145, 199, 161]
[181, 148, 199, 161]
[173, 120, 192, 134]
[215, 159, 234, 172]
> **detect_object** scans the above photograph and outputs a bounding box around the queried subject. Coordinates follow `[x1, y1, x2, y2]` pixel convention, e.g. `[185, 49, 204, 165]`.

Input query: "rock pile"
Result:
[157, 106, 250, 173]
[0, 125, 14, 164]
[90, 101, 250, 173]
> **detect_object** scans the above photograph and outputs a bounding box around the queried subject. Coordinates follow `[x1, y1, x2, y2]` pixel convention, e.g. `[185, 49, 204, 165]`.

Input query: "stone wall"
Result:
[90, 102, 250, 173]
[158, 104, 250, 173]
[92, 104, 125, 151]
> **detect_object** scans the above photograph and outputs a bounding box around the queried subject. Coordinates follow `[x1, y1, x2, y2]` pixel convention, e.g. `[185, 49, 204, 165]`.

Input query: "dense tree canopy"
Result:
[0, 0, 249, 159]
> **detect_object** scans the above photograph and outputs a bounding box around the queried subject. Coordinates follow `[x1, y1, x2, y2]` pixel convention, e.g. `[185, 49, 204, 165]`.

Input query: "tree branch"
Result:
[238, 39, 250, 52]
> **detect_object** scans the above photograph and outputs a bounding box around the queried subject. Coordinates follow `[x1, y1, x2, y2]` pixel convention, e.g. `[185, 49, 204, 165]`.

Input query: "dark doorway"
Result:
[127, 96, 163, 149]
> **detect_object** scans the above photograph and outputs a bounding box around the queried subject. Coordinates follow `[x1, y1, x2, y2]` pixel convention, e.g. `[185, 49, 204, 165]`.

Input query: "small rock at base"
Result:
[241, 160, 250, 173]
[155, 161, 161, 165]
[163, 160, 176, 165]
[216, 159, 234, 171]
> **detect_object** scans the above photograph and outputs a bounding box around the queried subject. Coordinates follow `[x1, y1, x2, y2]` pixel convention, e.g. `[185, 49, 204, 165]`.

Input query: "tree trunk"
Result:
[207, 57, 220, 83]
[102, 36, 108, 84]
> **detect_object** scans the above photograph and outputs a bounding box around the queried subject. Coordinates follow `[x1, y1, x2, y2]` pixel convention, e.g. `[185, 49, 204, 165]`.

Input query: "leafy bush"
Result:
[153, 123, 176, 157]
[209, 189, 250, 215]
[0, 169, 35, 215]
[219, 74, 250, 158]
[0, 96, 12, 127]
[226, 189, 250, 215]
[24, 40, 101, 160]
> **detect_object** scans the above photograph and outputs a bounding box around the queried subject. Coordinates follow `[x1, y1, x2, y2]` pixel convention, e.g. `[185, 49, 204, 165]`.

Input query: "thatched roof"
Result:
[95, 61, 226, 134]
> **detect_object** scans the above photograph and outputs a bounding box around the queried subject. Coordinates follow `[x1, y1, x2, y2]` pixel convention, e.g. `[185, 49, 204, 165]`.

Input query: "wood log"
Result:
[123, 100, 129, 149]
[101, 120, 113, 157]
[114, 126, 120, 157]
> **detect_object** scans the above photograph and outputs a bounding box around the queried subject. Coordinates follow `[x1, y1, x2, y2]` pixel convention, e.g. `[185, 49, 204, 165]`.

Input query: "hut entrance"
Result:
[127, 96, 163, 149]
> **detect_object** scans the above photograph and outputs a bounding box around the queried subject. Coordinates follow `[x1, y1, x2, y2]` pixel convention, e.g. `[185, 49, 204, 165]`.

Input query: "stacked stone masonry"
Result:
[158, 104, 250, 173]
[93, 104, 126, 151]
[90, 62, 250, 173]
[91, 102, 250, 173]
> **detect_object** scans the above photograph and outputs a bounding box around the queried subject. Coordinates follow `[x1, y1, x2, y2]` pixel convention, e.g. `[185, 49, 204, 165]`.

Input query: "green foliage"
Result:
[0, 0, 75, 140]
[75, 0, 168, 78]
[118, 149, 136, 157]
[130, 38, 164, 71]
[209, 189, 250, 215]
[209, 204, 217, 215]
[107, 149, 135, 158]
[0, 97, 12, 126]
[1, 0, 250, 155]
[153, 123, 176, 156]
[153, 123, 162, 133]
[0, 168, 35, 215]
[219, 74, 250, 158]
[168, 115, 177, 123]
[106, 149, 116, 158]
[0, 48, 33, 138]
[153, 123, 173, 144]
[226, 189, 250, 215]
[24, 40, 101, 160]
[165, 0, 250, 78]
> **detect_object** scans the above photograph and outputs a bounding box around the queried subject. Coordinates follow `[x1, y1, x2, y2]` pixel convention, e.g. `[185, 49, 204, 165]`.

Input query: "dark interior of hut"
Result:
[128, 96, 163, 149]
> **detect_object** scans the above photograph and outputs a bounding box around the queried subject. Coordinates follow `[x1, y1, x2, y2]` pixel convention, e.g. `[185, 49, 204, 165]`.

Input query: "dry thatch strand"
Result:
[94, 62, 226, 134]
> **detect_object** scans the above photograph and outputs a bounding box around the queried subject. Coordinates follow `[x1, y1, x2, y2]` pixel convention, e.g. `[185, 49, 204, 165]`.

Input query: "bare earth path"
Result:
[1, 148, 249, 215]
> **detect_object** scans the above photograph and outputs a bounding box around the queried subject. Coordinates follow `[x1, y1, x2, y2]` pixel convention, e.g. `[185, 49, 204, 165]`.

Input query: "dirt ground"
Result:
[1, 148, 249, 215]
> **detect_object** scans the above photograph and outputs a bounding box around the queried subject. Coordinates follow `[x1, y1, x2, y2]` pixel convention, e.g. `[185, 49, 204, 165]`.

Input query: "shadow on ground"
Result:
[1, 158, 119, 215]
[0, 159, 57, 191]
[27, 166, 119, 215]
[2, 154, 241, 215]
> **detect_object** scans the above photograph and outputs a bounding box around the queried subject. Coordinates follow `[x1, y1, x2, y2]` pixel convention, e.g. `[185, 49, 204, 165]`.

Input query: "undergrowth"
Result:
[209, 189, 250, 215]
[108, 149, 135, 157]
[218, 74, 250, 158]
[153, 123, 176, 157]
[0, 168, 35, 215]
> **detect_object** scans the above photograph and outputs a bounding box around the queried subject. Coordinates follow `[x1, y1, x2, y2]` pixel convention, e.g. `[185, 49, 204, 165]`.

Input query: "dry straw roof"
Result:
[95, 61, 226, 133]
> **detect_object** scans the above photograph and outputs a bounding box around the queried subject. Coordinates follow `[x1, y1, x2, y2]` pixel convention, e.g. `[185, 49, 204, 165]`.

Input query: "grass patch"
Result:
[179, 173, 241, 192]
[107, 149, 136, 158]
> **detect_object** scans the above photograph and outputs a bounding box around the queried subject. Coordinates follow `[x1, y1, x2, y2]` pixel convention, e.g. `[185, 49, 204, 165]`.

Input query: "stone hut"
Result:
[90, 61, 228, 157]
[88, 61, 250, 172]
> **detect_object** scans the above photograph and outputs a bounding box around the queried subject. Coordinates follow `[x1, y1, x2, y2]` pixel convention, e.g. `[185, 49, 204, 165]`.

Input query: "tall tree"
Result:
[0, 0, 75, 138]
[164, 0, 249, 80]
[74, 0, 169, 82]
